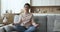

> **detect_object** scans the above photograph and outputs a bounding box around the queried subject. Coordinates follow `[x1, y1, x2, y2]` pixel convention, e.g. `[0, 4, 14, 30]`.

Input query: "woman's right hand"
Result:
[12, 23, 19, 25]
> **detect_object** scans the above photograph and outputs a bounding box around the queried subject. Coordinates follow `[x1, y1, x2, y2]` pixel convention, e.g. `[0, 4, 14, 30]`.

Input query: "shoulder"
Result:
[20, 9, 24, 14]
[29, 13, 33, 17]
[19, 13, 23, 17]
[29, 13, 32, 15]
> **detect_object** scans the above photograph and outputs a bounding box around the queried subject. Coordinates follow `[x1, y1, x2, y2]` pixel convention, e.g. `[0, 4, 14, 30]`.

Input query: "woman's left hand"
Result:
[34, 24, 39, 28]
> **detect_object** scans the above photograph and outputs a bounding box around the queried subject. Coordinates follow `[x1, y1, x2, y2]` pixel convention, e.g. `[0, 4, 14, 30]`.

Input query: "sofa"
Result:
[0, 14, 60, 32]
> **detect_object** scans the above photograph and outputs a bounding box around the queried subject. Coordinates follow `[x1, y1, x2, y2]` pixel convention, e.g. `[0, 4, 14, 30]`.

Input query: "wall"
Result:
[31, 0, 60, 6]
[1, 0, 30, 14]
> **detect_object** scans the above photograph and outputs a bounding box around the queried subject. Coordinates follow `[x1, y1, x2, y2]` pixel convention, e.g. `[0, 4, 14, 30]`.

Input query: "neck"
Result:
[24, 11, 29, 14]
[24, 10, 29, 14]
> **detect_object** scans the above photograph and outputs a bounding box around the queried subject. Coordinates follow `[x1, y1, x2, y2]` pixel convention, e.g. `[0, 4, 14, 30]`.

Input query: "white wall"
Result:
[32, 0, 49, 6]
[55, 0, 60, 5]
[32, 0, 60, 6]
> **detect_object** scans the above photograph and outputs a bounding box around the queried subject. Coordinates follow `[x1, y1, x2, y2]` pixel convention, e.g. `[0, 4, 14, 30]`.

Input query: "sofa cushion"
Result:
[47, 15, 56, 32]
[3, 24, 15, 32]
[55, 15, 60, 20]
[34, 15, 47, 32]
[13, 15, 19, 23]
[0, 27, 4, 32]
[0, 24, 4, 27]
[53, 20, 60, 31]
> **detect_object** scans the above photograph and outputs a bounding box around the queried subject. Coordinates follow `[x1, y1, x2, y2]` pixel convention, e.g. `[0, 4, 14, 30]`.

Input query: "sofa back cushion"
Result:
[55, 15, 60, 20]
[53, 20, 60, 31]
[13, 15, 19, 23]
[34, 15, 47, 32]
[47, 15, 56, 32]
[4, 13, 14, 24]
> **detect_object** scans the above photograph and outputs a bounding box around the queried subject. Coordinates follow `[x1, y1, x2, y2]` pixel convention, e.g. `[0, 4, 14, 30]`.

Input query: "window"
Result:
[1, 0, 30, 14]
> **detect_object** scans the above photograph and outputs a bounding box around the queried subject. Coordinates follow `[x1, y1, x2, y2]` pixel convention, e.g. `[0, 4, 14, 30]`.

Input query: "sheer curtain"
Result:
[1, 0, 30, 15]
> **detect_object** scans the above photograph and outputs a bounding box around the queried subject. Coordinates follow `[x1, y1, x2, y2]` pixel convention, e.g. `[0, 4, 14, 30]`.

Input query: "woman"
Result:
[4, 3, 39, 32]
[13, 3, 39, 32]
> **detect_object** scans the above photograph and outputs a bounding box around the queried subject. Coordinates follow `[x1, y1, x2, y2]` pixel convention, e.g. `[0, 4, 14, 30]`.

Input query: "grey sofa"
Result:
[33, 14, 60, 32]
[0, 14, 60, 32]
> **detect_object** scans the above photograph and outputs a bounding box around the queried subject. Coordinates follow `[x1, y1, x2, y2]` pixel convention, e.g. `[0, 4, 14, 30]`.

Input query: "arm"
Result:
[18, 15, 22, 24]
[31, 15, 39, 27]
[13, 14, 22, 25]
[20, 9, 24, 14]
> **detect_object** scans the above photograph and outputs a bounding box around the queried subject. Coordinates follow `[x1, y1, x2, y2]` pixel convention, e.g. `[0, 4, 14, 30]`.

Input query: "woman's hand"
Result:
[12, 23, 19, 25]
[34, 24, 39, 28]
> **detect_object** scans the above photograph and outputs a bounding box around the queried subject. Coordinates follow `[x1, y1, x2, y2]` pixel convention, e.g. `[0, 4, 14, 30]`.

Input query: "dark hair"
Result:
[24, 3, 30, 8]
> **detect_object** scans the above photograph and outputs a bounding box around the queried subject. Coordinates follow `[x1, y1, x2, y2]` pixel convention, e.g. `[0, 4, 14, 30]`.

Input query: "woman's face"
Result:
[24, 5, 30, 11]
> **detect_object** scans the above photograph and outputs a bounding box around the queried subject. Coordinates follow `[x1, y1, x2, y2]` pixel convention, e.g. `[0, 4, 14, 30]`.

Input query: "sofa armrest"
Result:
[0, 27, 5, 32]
